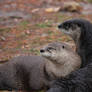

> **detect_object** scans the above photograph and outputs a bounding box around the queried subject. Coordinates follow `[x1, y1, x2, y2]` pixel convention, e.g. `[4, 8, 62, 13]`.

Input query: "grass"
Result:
[87, 0, 92, 3]
[35, 21, 52, 28]
[30, 48, 40, 55]
[46, 30, 54, 35]
[0, 28, 11, 32]
[19, 20, 29, 26]
[80, 0, 92, 3]
[35, 23, 49, 28]
[18, 20, 30, 30]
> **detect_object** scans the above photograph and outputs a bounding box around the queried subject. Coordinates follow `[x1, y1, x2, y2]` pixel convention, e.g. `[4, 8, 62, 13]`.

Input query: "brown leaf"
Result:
[59, 1, 83, 12]
[45, 7, 61, 13]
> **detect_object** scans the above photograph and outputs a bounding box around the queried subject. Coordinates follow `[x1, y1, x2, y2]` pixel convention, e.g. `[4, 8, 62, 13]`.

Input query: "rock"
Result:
[41, 33, 48, 37]
[0, 36, 6, 41]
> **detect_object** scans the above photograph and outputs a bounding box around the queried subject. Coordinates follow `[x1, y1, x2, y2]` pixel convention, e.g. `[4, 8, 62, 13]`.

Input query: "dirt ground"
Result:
[0, 0, 92, 61]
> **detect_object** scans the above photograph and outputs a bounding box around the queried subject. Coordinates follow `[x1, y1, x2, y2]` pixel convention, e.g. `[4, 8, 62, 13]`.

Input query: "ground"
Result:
[0, 0, 92, 61]
[0, 0, 92, 92]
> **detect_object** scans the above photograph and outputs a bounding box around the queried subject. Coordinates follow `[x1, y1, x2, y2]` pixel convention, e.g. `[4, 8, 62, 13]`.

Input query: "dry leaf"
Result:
[45, 7, 60, 13]
[59, 1, 83, 12]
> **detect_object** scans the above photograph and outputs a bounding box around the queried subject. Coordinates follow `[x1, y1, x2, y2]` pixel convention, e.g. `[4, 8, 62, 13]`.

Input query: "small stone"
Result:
[0, 36, 6, 41]
[25, 30, 30, 35]
[41, 33, 48, 37]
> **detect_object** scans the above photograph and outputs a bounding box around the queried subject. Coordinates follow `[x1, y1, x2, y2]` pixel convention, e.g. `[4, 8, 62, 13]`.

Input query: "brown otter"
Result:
[0, 42, 81, 91]
[40, 42, 81, 78]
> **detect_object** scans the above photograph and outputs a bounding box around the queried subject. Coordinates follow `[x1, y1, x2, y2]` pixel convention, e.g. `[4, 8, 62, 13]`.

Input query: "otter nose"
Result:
[40, 49, 45, 53]
[58, 24, 62, 29]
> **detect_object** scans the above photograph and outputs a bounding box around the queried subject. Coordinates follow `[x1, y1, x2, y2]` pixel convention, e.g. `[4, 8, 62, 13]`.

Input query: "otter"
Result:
[40, 42, 81, 78]
[58, 18, 92, 67]
[0, 42, 81, 91]
[46, 19, 92, 92]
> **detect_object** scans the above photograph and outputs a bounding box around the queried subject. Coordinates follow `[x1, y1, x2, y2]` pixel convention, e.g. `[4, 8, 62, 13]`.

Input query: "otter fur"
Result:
[47, 19, 92, 92]
[40, 42, 81, 78]
[0, 42, 81, 91]
[58, 18, 92, 67]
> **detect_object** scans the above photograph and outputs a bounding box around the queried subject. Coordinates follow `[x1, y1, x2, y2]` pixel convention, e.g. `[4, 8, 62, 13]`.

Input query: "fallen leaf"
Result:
[59, 1, 83, 12]
[0, 36, 6, 41]
[32, 8, 39, 13]
[45, 7, 60, 13]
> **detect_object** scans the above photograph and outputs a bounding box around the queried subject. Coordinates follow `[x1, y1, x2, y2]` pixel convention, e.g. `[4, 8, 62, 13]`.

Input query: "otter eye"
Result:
[62, 46, 65, 49]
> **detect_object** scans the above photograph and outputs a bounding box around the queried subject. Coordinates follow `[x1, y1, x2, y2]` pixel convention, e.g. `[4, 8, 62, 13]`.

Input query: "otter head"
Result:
[58, 19, 82, 43]
[40, 42, 74, 64]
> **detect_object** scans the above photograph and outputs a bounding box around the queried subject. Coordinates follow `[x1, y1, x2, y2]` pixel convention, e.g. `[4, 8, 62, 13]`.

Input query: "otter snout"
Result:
[40, 49, 45, 53]
[58, 24, 62, 29]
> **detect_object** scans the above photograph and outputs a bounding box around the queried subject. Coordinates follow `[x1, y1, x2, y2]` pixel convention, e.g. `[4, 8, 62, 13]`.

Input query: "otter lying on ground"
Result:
[0, 42, 81, 91]
[47, 19, 92, 92]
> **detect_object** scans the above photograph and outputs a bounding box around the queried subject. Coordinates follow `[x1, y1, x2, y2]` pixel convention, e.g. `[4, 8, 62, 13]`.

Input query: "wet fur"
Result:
[47, 19, 92, 92]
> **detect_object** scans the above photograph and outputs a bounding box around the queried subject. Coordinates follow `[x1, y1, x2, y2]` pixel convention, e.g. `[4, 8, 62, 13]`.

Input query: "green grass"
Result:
[35, 21, 52, 28]
[81, 0, 92, 3]
[19, 20, 29, 26]
[30, 48, 40, 55]
[18, 20, 30, 30]
[0, 28, 11, 32]
[46, 30, 54, 35]
[88, 0, 92, 3]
